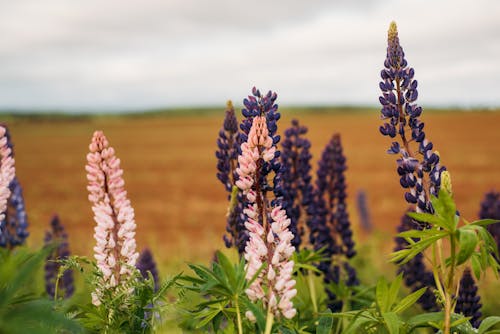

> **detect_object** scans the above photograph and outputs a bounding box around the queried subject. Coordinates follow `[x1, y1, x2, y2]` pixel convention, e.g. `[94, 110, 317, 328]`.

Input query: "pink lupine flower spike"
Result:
[86, 131, 139, 305]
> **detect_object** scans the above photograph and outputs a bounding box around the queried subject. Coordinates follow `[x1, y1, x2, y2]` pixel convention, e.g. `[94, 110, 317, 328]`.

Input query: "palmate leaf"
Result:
[390, 231, 448, 264]
[0, 247, 83, 333]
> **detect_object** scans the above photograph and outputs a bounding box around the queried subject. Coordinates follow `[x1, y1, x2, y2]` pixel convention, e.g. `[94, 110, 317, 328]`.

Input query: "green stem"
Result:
[431, 243, 445, 302]
[307, 270, 318, 314]
[235, 296, 243, 334]
[264, 307, 274, 334]
[444, 292, 451, 334]
[443, 235, 457, 334]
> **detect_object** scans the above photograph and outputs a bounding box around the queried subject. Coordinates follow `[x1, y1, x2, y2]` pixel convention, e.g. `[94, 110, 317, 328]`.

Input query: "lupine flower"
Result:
[236, 89, 297, 320]
[136, 248, 160, 291]
[456, 268, 482, 328]
[479, 191, 500, 261]
[86, 130, 139, 305]
[356, 190, 372, 232]
[379, 22, 446, 214]
[215, 101, 247, 252]
[308, 134, 358, 311]
[380, 22, 449, 311]
[44, 214, 74, 299]
[394, 210, 437, 311]
[0, 126, 14, 222]
[279, 119, 314, 249]
[0, 125, 28, 249]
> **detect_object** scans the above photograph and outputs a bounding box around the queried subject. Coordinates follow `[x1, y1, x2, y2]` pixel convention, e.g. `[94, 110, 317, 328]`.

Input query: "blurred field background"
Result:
[3, 107, 500, 323]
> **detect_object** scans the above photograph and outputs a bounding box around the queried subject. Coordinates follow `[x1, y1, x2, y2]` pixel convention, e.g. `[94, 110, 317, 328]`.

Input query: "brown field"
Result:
[4, 108, 500, 275]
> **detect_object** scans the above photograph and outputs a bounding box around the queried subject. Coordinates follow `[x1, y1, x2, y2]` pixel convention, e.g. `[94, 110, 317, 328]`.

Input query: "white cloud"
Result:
[0, 0, 498, 111]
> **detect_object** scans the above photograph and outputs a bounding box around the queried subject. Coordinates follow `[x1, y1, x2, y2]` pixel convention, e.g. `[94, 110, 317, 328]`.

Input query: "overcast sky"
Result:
[0, 0, 499, 112]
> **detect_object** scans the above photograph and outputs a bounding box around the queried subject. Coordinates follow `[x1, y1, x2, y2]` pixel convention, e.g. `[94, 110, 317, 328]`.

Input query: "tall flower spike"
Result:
[236, 89, 297, 320]
[356, 190, 372, 232]
[479, 191, 500, 262]
[44, 214, 74, 299]
[379, 22, 446, 214]
[280, 119, 314, 249]
[456, 268, 482, 328]
[136, 248, 160, 291]
[380, 22, 449, 311]
[215, 100, 247, 252]
[86, 131, 139, 305]
[0, 125, 27, 249]
[308, 134, 358, 311]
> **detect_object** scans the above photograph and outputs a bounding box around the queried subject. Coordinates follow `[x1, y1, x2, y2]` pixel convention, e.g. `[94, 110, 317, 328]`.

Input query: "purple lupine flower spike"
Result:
[380, 22, 450, 311]
[0, 125, 28, 249]
[279, 119, 314, 249]
[379, 22, 446, 214]
[236, 88, 297, 320]
[216, 100, 247, 252]
[356, 190, 372, 232]
[479, 191, 500, 261]
[456, 268, 482, 328]
[309, 134, 358, 311]
[44, 214, 74, 299]
[136, 248, 160, 291]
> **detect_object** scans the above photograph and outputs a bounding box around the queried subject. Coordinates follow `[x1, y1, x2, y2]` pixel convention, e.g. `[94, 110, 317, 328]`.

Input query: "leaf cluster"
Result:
[0, 247, 83, 334]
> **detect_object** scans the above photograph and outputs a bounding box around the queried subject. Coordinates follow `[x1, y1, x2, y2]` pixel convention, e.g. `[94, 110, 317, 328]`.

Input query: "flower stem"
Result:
[235, 296, 243, 334]
[264, 307, 274, 334]
[307, 270, 318, 314]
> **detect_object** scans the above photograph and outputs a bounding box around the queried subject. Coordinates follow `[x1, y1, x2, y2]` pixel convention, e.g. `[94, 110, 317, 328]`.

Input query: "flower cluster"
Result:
[456, 268, 482, 328]
[0, 125, 28, 249]
[44, 214, 74, 299]
[279, 119, 314, 249]
[308, 134, 358, 311]
[86, 131, 139, 305]
[216, 101, 248, 252]
[356, 190, 372, 232]
[236, 89, 297, 320]
[479, 191, 500, 260]
[239, 88, 281, 202]
[136, 248, 160, 291]
[379, 22, 453, 311]
[379, 22, 446, 214]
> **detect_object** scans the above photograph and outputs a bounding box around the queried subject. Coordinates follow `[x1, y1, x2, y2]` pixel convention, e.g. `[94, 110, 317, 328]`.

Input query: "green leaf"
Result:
[450, 316, 472, 328]
[216, 251, 237, 289]
[471, 253, 482, 280]
[456, 228, 478, 265]
[470, 219, 500, 227]
[478, 316, 500, 334]
[407, 312, 443, 329]
[387, 274, 403, 311]
[376, 276, 389, 313]
[316, 309, 334, 334]
[390, 232, 448, 265]
[392, 288, 426, 314]
[241, 298, 266, 332]
[382, 312, 400, 334]
[407, 212, 449, 230]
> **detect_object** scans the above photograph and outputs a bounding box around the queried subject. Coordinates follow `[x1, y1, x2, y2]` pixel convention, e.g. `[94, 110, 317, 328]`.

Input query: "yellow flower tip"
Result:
[388, 21, 398, 42]
[441, 170, 453, 195]
[226, 100, 234, 110]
